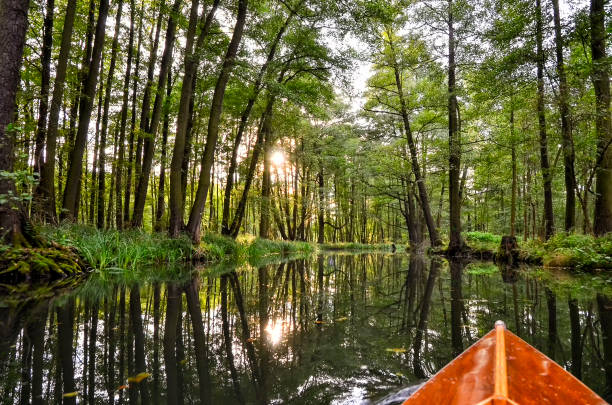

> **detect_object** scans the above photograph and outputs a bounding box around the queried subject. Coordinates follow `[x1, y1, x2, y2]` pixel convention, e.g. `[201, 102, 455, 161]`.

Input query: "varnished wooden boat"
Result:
[403, 321, 607, 405]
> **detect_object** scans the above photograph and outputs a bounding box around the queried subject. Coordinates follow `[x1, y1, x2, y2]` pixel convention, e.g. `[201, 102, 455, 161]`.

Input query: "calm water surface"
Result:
[0, 253, 610, 404]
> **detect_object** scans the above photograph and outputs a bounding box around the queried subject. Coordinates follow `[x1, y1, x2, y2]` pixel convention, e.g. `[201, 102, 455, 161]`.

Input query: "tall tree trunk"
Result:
[317, 169, 325, 243]
[124, 0, 148, 224]
[155, 71, 172, 231]
[510, 109, 517, 237]
[115, 0, 136, 229]
[131, 0, 182, 227]
[387, 29, 441, 247]
[36, 0, 77, 222]
[220, 8, 296, 235]
[186, 0, 249, 242]
[447, 0, 463, 253]
[260, 122, 272, 239]
[98, 0, 125, 228]
[32, 0, 54, 181]
[535, 0, 555, 239]
[591, 0, 612, 235]
[0, 0, 31, 243]
[552, 0, 576, 231]
[61, 0, 109, 220]
[168, 0, 219, 236]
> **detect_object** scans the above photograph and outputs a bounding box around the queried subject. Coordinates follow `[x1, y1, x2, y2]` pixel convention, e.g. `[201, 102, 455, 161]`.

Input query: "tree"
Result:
[591, 0, 612, 235]
[34, 0, 78, 222]
[61, 0, 110, 220]
[0, 0, 32, 243]
[186, 0, 249, 242]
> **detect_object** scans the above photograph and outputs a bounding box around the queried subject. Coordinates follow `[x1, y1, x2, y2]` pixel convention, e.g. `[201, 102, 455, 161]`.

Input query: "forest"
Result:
[1, 0, 612, 403]
[0, 0, 610, 258]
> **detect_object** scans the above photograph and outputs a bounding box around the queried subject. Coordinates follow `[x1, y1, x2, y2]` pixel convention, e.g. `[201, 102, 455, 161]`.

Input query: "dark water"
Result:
[1, 253, 611, 404]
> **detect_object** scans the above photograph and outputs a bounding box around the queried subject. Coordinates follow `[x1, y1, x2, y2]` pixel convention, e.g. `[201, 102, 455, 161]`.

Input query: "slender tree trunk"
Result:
[0, 0, 31, 243]
[61, 0, 109, 220]
[98, 0, 125, 228]
[317, 169, 325, 243]
[591, 0, 612, 235]
[124, 0, 146, 224]
[260, 122, 272, 239]
[168, 0, 219, 236]
[131, 0, 182, 227]
[186, 0, 249, 242]
[36, 0, 77, 222]
[220, 8, 296, 235]
[552, 0, 576, 231]
[32, 0, 54, 181]
[155, 71, 172, 231]
[448, 0, 463, 253]
[115, 0, 136, 229]
[385, 28, 441, 247]
[510, 110, 517, 237]
[535, 0, 555, 239]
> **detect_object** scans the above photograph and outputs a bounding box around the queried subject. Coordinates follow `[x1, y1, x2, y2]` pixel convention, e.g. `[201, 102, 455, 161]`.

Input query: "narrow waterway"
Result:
[0, 253, 610, 404]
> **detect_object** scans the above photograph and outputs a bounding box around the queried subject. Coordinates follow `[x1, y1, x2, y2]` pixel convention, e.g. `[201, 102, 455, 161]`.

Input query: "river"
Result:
[0, 252, 610, 404]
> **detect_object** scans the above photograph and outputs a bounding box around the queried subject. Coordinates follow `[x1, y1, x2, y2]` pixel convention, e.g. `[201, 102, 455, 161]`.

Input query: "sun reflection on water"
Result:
[266, 320, 283, 345]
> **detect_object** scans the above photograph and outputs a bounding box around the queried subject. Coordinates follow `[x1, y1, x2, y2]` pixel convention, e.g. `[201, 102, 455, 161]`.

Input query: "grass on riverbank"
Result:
[38, 225, 320, 273]
[463, 231, 612, 271]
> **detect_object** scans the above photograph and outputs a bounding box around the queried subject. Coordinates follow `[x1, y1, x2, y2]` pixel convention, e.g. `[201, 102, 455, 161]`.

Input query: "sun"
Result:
[270, 150, 285, 167]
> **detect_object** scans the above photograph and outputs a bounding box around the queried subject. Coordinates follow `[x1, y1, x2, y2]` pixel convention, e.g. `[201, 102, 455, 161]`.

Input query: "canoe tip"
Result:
[495, 320, 506, 329]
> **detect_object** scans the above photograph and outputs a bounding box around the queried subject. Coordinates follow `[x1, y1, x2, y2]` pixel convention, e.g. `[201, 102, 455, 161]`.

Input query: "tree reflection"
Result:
[413, 257, 440, 378]
[0, 254, 609, 403]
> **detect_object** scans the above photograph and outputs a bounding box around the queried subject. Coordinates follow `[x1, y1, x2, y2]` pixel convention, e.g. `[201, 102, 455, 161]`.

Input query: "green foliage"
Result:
[542, 233, 612, 270]
[463, 231, 503, 252]
[38, 224, 193, 272]
[319, 242, 393, 251]
[465, 262, 498, 275]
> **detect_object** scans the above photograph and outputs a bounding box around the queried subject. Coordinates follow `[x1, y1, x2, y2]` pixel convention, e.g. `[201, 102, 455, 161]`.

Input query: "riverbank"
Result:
[462, 231, 612, 271]
[34, 224, 394, 274]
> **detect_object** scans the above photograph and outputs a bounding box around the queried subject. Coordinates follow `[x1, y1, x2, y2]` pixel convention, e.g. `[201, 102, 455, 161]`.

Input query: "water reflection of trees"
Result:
[0, 254, 610, 403]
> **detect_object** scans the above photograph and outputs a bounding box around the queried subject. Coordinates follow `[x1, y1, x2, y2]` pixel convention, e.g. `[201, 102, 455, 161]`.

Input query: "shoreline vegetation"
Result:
[2, 225, 610, 290]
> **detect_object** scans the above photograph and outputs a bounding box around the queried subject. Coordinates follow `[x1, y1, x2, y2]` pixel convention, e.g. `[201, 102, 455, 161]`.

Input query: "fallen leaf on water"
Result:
[385, 348, 407, 353]
[127, 372, 151, 383]
[246, 337, 257, 343]
[179, 359, 188, 365]
[63, 392, 79, 398]
[117, 385, 129, 391]
[315, 320, 325, 324]
[335, 317, 348, 322]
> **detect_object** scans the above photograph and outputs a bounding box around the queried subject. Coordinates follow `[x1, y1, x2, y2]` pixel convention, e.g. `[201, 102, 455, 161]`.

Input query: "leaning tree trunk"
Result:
[36, 0, 77, 223]
[221, 7, 296, 236]
[552, 0, 576, 231]
[0, 0, 31, 244]
[61, 0, 109, 220]
[168, 0, 219, 236]
[535, 0, 555, 239]
[389, 51, 441, 246]
[591, 0, 612, 235]
[186, 0, 249, 242]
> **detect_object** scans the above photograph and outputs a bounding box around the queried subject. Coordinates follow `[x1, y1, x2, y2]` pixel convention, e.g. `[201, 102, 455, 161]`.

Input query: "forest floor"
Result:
[462, 231, 612, 271]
